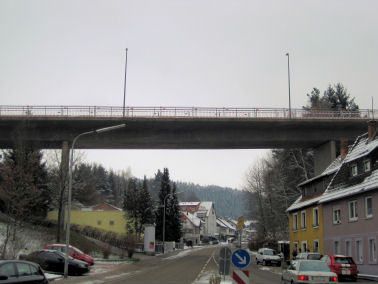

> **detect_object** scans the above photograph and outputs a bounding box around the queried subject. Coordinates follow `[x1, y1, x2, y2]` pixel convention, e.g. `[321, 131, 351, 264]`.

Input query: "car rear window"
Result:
[263, 250, 274, 255]
[308, 254, 322, 260]
[300, 261, 331, 272]
[335, 257, 355, 264]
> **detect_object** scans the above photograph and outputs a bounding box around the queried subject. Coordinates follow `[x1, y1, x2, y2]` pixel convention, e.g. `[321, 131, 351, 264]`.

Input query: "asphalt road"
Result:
[57, 246, 376, 284]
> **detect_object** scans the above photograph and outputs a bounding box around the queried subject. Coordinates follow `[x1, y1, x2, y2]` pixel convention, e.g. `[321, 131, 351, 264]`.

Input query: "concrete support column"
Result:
[314, 141, 336, 176]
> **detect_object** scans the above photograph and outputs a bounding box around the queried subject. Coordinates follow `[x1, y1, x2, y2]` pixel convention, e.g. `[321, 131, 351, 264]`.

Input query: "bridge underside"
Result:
[0, 117, 368, 150]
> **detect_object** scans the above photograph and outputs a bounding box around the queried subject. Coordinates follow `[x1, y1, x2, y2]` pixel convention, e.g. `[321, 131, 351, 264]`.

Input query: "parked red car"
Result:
[321, 254, 358, 281]
[44, 244, 94, 265]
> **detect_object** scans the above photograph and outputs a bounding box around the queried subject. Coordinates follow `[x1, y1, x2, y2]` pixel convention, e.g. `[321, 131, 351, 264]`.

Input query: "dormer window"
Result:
[351, 164, 358, 177]
[363, 160, 371, 172]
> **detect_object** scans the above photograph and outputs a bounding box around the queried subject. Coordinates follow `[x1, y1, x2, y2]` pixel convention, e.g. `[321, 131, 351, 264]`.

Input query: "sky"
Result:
[1, 0, 377, 189]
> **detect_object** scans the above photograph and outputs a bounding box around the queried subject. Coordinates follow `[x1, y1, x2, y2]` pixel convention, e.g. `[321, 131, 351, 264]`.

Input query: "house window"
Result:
[366, 196, 373, 218]
[345, 240, 351, 257]
[333, 208, 341, 224]
[301, 210, 306, 229]
[363, 160, 371, 172]
[369, 238, 377, 263]
[313, 240, 319, 253]
[109, 220, 114, 226]
[348, 200, 358, 221]
[313, 207, 319, 227]
[293, 213, 298, 231]
[301, 241, 307, 253]
[334, 241, 340, 254]
[97, 220, 102, 225]
[356, 239, 363, 263]
[351, 164, 358, 176]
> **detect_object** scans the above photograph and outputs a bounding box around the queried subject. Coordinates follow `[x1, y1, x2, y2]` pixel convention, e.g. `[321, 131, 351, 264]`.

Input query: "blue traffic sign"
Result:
[232, 249, 250, 269]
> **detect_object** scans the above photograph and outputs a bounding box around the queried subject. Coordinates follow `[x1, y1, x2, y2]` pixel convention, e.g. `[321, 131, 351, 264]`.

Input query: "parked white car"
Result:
[281, 260, 338, 284]
[255, 248, 281, 266]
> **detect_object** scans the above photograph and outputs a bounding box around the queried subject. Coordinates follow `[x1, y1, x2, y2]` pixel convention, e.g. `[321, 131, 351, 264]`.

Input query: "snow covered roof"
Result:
[286, 193, 324, 212]
[182, 212, 201, 227]
[217, 218, 236, 230]
[91, 202, 123, 211]
[297, 157, 342, 187]
[179, 202, 200, 206]
[198, 202, 214, 216]
[343, 134, 378, 163]
[320, 169, 378, 204]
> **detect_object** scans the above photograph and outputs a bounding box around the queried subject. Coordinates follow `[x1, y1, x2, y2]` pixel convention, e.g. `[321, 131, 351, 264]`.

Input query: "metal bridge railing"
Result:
[0, 105, 376, 120]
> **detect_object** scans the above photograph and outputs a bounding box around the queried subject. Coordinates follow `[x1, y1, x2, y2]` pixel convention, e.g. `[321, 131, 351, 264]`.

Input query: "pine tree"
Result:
[166, 183, 182, 242]
[124, 178, 139, 235]
[137, 176, 155, 236]
[155, 168, 171, 241]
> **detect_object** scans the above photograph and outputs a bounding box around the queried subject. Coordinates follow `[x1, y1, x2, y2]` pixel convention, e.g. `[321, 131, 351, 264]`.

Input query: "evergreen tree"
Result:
[155, 168, 171, 241]
[124, 178, 139, 235]
[166, 183, 182, 242]
[137, 176, 155, 235]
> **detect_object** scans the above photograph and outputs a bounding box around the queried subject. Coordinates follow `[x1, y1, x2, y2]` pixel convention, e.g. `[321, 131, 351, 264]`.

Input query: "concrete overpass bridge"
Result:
[0, 105, 377, 174]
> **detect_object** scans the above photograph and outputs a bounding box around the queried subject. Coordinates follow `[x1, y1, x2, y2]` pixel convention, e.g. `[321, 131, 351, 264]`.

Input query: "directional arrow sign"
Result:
[232, 249, 250, 269]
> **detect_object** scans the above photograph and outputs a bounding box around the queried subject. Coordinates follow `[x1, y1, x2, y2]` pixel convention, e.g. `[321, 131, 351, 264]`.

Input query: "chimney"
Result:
[340, 138, 349, 160]
[368, 120, 378, 141]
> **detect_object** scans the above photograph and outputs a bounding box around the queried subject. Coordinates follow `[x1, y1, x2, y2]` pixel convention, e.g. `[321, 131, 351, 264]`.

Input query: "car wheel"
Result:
[256, 258, 259, 264]
[263, 260, 266, 266]
[277, 261, 281, 267]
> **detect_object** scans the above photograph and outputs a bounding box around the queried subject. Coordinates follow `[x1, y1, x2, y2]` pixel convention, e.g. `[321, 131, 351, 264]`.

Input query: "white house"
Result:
[179, 201, 217, 239]
[181, 211, 201, 246]
[216, 217, 236, 240]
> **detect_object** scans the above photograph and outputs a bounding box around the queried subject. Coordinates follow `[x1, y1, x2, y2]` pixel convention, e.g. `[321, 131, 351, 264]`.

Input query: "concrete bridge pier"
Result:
[314, 141, 337, 176]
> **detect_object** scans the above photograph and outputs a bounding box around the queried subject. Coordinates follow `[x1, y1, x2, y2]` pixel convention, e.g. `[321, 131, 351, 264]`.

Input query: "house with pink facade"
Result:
[319, 121, 378, 278]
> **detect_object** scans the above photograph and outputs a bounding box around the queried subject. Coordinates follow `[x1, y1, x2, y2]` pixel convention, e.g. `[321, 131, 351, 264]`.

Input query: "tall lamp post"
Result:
[123, 48, 128, 117]
[286, 52, 292, 119]
[64, 124, 126, 278]
[162, 191, 182, 254]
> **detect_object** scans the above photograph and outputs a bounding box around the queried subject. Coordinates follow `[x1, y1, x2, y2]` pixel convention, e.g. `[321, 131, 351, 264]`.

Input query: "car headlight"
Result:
[79, 263, 87, 268]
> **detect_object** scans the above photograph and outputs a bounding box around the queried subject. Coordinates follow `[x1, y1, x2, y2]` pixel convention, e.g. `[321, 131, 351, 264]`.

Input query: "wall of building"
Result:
[289, 204, 324, 257]
[47, 210, 127, 234]
[323, 192, 378, 276]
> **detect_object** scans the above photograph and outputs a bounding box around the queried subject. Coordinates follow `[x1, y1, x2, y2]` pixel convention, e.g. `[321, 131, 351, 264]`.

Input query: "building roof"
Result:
[320, 168, 378, 204]
[288, 130, 378, 212]
[182, 212, 201, 227]
[179, 202, 200, 206]
[217, 217, 236, 230]
[91, 202, 123, 211]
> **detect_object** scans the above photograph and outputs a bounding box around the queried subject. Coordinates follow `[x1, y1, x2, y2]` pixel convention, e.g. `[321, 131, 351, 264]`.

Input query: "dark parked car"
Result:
[0, 260, 49, 283]
[20, 250, 90, 276]
[44, 244, 94, 265]
[321, 254, 358, 281]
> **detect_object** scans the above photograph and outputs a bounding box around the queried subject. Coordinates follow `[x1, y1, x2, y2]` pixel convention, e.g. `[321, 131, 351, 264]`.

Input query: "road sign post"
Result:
[219, 247, 232, 280]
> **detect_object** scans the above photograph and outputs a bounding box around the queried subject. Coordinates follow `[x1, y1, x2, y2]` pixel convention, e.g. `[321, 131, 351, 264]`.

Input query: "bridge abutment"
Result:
[314, 141, 337, 176]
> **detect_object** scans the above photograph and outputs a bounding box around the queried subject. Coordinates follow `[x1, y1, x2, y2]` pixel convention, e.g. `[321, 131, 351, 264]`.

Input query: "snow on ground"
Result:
[194, 271, 232, 284]
[163, 246, 207, 260]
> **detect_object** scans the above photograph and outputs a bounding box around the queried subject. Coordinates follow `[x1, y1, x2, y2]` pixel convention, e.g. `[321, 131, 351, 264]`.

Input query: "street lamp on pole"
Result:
[162, 191, 182, 254]
[64, 124, 125, 278]
[286, 52, 292, 119]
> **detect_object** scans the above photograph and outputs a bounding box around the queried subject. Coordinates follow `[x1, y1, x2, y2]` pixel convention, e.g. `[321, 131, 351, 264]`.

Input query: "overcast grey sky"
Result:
[1, 0, 377, 189]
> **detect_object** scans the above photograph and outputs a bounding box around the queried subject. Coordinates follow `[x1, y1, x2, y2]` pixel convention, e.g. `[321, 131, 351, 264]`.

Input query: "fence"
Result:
[0, 105, 377, 120]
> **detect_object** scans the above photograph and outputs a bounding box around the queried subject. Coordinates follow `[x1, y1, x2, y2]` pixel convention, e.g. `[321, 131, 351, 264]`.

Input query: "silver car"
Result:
[256, 248, 281, 266]
[281, 260, 338, 284]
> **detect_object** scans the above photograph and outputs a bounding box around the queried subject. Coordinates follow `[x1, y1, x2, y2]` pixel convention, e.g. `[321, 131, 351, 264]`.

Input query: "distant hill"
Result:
[176, 182, 249, 220]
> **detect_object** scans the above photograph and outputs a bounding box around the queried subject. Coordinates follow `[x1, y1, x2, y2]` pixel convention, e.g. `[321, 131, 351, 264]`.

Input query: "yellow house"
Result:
[47, 202, 127, 234]
[287, 197, 324, 257]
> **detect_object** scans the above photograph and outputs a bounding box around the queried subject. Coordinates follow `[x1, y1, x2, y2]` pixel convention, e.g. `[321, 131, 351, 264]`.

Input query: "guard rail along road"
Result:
[0, 105, 377, 120]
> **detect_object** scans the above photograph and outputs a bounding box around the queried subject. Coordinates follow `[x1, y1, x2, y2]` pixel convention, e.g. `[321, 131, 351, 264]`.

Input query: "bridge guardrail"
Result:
[0, 105, 376, 120]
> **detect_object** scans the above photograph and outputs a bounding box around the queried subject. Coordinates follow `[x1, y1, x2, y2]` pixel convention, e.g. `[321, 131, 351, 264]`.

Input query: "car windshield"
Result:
[264, 250, 275, 255]
[73, 247, 84, 254]
[335, 257, 355, 264]
[300, 261, 331, 272]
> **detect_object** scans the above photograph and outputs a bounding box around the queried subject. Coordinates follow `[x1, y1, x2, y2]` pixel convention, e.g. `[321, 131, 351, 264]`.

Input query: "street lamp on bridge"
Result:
[64, 124, 126, 278]
[286, 52, 292, 119]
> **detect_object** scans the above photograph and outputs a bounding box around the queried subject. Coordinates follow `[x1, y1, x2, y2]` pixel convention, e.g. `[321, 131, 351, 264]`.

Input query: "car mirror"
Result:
[0, 275, 8, 280]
